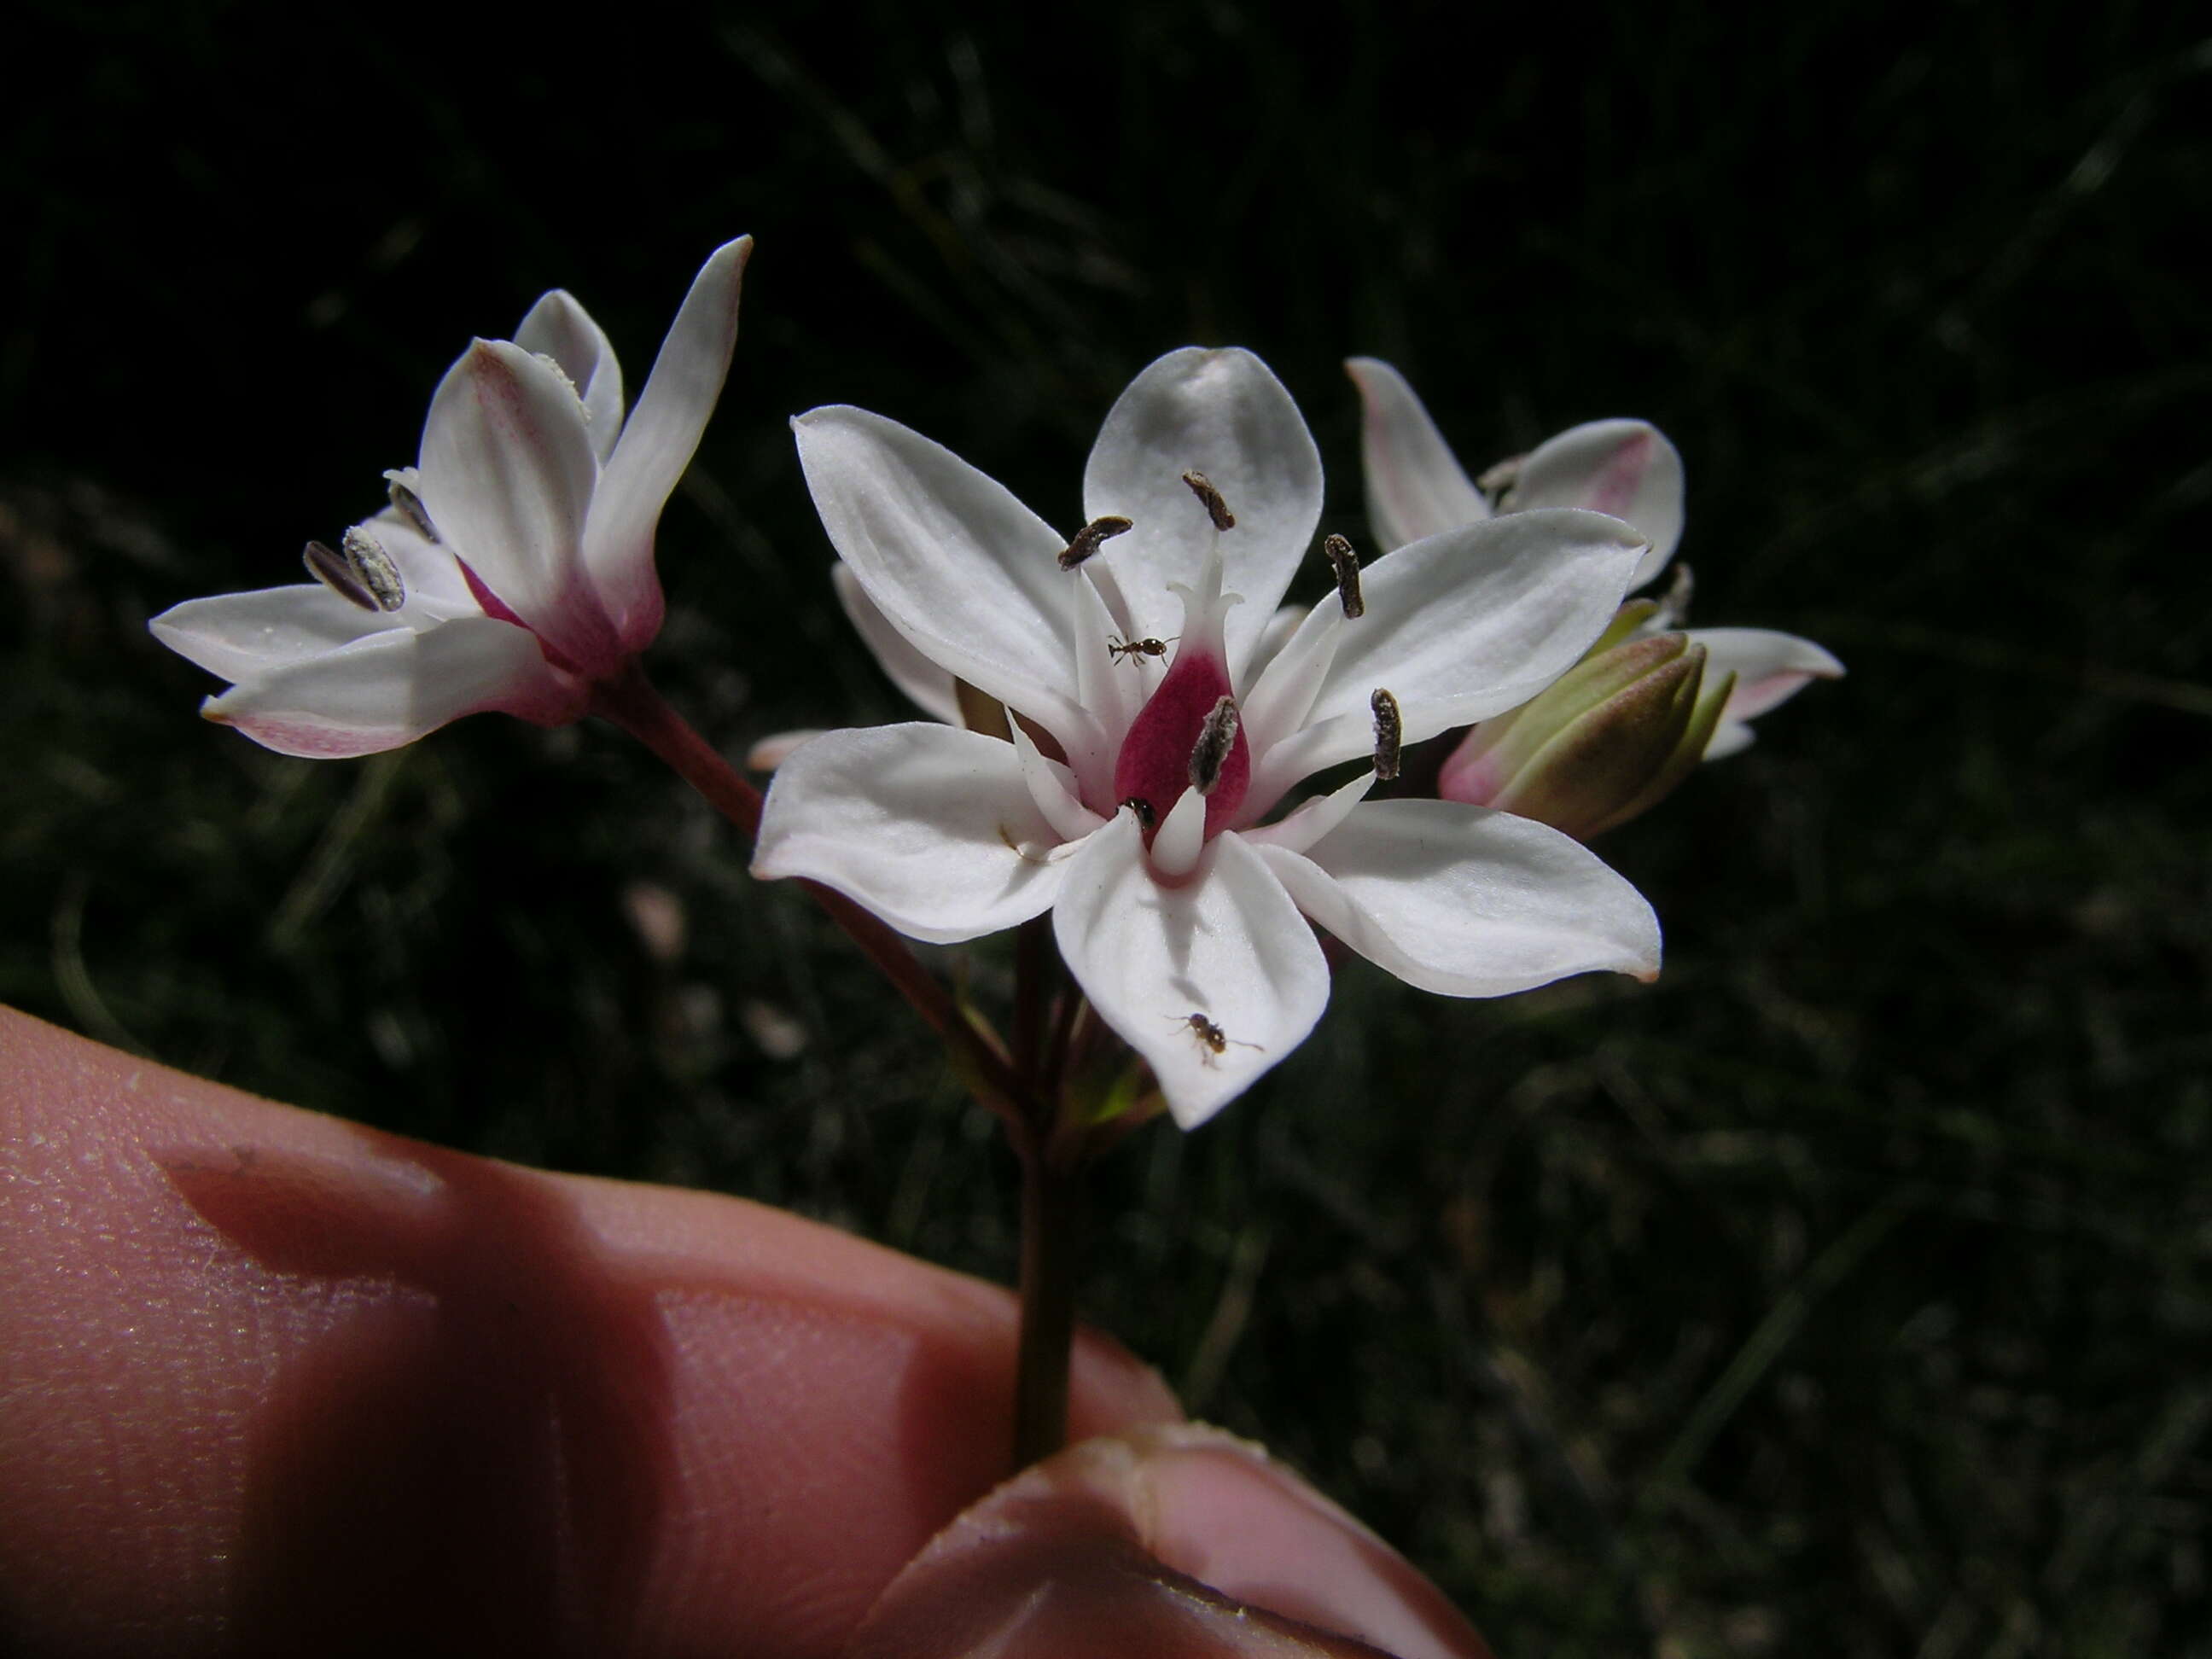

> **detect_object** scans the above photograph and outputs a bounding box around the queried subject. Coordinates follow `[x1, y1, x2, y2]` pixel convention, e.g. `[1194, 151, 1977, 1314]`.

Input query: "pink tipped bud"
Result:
[1440, 628, 1730, 840]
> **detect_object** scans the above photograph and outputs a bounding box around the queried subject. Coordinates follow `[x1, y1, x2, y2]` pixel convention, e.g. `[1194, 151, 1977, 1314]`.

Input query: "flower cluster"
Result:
[152, 239, 751, 756]
[752, 350, 1662, 1126]
[1348, 358, 1843, 829]
[152, 243, 1837, 1131]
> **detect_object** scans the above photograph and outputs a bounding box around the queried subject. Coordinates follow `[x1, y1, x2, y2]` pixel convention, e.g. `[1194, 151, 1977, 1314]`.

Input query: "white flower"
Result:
[150, 237, 753, 757]
[1346, 356, 1842, 763]
[754, 348, 1663, 1128]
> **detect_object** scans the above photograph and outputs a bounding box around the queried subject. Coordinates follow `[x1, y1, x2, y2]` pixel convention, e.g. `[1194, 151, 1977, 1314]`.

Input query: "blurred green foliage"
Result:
[4, 2, 2209, 1652]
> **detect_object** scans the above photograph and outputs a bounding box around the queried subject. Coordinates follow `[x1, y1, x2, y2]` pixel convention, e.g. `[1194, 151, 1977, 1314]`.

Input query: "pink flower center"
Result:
[1111, 643, 1249, 840]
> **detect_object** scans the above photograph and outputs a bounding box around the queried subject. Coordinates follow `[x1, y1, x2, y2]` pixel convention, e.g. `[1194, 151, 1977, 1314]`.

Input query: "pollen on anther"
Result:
[1370, 688, 1402, 782]
[1188, 696, 1240, 796]
[1181, 471, 1235, 531]
[1324, 534, 1365, 619]
[341, 527, 407, 614]
[1060, 515, 1132, 570]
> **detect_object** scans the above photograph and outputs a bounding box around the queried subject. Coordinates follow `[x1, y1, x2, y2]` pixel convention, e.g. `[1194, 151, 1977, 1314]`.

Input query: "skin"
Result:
[0, 1007, 1489, 1658]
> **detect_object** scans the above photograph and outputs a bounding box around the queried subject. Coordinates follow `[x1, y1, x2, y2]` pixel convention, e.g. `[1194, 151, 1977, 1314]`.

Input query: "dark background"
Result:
[5, 3, 2209, 1653]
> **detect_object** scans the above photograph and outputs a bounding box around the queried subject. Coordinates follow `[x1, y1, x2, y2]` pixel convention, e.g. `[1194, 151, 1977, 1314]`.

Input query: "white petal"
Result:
[830, 562, 962, 725]
[1149, 784, 1208, 880]
[751, 725, 1070, 945]
[795, 406, 1083, 733]
[1690, 626, 1844, 723]
[515, 288, 626, 463]
[1344, 357, 1490, 551]
[151, 584, 398, 681]
[416, 339, 613, 669]
[1244, 602, 1307, 683]
[585, 236, 752, 652]
[1256, 799, 1660, 997]
[1243, 509, 1647, 805]
[1053, 818, 1329, 1131]
[1081, 348, 1321, 676]
[1508, 419, 1685, 589]
[201, 615, 571, 759]
[1238, 768, 1375, 855]
[1012, 722, 1109, 844]
[1703, 720, 1756, 760]
[746, 729, 823, 771]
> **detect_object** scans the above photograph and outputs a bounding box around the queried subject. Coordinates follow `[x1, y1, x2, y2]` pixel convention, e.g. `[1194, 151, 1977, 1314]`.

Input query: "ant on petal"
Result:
[1107, 632, 1178, 667]
[1167, 1011, 1261, 1067]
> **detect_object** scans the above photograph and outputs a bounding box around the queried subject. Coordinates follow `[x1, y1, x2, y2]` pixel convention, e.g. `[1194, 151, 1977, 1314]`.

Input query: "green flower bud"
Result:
[1438, 626, 1735, 841]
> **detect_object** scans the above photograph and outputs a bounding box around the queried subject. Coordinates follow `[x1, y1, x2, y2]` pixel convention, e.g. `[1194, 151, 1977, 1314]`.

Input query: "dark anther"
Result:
[387, 476, 439, 542]
[1123, 795, 1157, 830]
[302, 539, 380, 613]
[1370, 688, 1402, 782]
[1181, 471, 1235, 531]
[1324, 533, 1365, 619]
[1188, 695, 1241, 796]
[341, 527, 407, 613]
[1060, 515, 1132, 570]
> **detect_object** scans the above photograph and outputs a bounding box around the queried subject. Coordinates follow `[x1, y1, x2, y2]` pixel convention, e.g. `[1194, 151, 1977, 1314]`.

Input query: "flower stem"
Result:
[1011, 1138, 1084, 1470]
[590, 662, 1027, 1113]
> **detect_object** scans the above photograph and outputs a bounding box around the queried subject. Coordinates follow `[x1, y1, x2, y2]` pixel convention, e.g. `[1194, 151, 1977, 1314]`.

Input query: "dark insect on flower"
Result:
[1169, 1010, 1261, 1066]
[1060, 515, 1133, 570]
[1107, 632, 1178, 666]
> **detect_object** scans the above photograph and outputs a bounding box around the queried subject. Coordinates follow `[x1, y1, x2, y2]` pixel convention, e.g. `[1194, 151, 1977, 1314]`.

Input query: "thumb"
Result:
[845, 1423, 1493, 1659]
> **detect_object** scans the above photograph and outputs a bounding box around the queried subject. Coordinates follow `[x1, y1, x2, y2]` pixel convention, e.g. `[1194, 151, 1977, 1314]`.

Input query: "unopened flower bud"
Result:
[1438, 629, 1733, 841]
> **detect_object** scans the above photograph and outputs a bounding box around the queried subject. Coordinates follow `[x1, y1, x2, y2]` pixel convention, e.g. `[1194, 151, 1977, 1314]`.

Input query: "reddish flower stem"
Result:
[589, 662, 1027, 1117]
[593, 661, 1088, 1476]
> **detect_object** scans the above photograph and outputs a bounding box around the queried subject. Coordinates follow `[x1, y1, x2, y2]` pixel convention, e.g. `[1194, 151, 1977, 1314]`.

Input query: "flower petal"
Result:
[200, 615, 573, 759]
[416, 339, 613, 670]
[752, 725, 1071, 945]
[1344, 357, 1491, 552]
[585, 236, 753, 652]
[1255, 799, 1661, 997]
[1508, 419, 1685, 589]
[830, 562, 963, 725]
[1081, 348, 1321, 676]
[1690, 626, 1844, 723]
[1012, 721, 1109, 845]
[1243, 509, 1647, 807]
[794, 407, 1083, 735]
[515, 288, 626, 463]
[150, 584, 399, 682]
[1053, 818, 1329, 1131]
